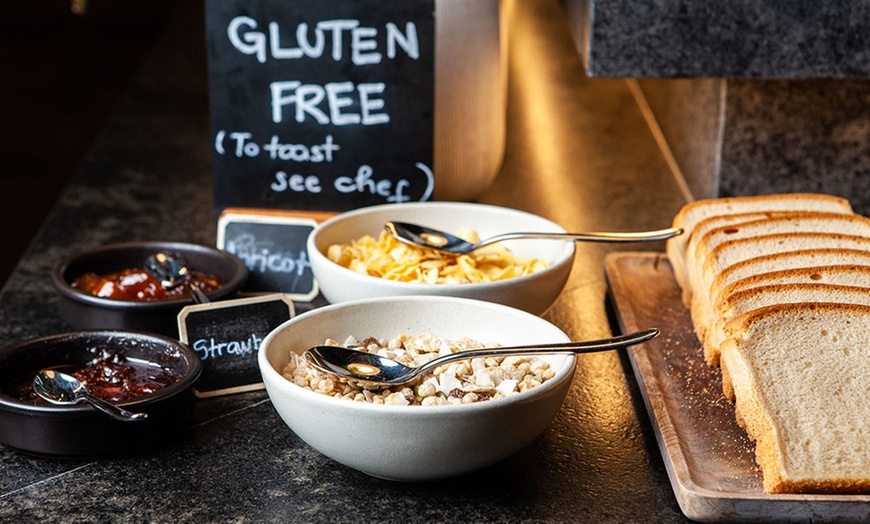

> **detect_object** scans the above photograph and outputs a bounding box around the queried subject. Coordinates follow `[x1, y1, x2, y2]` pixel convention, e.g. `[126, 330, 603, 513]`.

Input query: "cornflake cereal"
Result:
[326, 229, 548, 284]
[282, 334, 557, 406]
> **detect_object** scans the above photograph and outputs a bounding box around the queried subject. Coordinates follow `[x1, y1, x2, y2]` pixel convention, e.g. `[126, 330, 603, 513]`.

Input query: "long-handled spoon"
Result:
[145, 252, 209, 304]
[33, 369, 148, 421]
[303, 328, 659, 388]
[385, 221, 683, 256]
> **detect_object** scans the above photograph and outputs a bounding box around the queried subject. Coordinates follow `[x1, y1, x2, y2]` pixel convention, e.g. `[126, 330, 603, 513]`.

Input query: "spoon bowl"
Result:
[33, 369, 148, 422]
[304, 328, 659, 388]
[386, 221, 683, 255]
[145, 252, 210, 304]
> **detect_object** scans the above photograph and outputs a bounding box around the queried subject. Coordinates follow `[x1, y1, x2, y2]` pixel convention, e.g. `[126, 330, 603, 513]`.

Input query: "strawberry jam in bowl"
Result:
[0, 330, 202, 457]
[72, 267, 222, 301]
[52, 242, 247, 337]
[10, 348, 182, 405]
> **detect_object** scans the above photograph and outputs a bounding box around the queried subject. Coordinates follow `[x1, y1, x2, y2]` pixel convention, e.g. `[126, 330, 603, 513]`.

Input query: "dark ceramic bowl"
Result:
[0, 330, 202, 457]
[52, 241, 248, 338]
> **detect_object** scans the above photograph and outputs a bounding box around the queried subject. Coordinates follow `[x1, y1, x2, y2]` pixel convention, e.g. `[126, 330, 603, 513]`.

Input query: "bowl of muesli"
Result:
[258, 295, 576, 481]
[307, 202, 575, 315]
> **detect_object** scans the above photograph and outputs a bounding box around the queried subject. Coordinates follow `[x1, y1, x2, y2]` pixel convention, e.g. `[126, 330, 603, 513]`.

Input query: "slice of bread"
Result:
[711, 250, 870, 309]
[680, 211, 802, 304]
[667, 194, 852, 300]
[706, 283, 870, 365]
[720, 303, 870, 494]
[716, 264, 870, 311]
[687, 213, 870, 307]
[692, 234, 870, 342]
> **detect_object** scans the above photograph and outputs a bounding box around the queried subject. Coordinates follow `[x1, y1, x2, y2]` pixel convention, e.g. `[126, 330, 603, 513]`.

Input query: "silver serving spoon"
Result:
[144, 252, 209, 304]
[303, 328, 659, 388]
[385, 221, 683, 255]
[33, 369, 148, 422]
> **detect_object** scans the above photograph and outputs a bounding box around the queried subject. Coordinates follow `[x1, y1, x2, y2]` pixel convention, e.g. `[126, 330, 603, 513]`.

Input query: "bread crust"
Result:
[695, 235, 870, 363]
[680, 211, 798, 304]
[712, 249, 870, 306]
[671, 194, 852, 229]
[716, 264, 870, 305]
[668, 194, 853, 305]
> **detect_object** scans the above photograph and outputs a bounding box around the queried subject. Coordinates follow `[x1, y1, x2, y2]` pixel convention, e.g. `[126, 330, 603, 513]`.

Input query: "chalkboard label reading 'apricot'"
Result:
[206, 0, 435, 215]
[179, 294, 295, 397]
[217, 209, 332, 301]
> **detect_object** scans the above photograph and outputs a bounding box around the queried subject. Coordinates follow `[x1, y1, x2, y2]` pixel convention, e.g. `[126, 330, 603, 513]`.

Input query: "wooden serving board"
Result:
[604, 252, 870, 522]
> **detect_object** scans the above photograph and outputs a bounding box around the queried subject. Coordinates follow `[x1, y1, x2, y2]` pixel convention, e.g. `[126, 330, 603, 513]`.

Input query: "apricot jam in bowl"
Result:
[52, 241, 247, 338]
[0, 330, 202, 457]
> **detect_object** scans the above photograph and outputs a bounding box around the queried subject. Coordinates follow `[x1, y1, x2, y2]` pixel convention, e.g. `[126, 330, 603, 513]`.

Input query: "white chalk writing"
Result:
[193, 333, 263, 361]
[224, 233, 311, 276]
[227, 17, 419, 65]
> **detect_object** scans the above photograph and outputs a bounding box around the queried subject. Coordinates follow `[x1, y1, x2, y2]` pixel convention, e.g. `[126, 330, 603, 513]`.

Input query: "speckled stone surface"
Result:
[562, 0, 870, 78]
[635, 78, 870, 214]
[0, 0, 692, 522]
[560, 0, 870, 209]
[719, 79, 870, 213]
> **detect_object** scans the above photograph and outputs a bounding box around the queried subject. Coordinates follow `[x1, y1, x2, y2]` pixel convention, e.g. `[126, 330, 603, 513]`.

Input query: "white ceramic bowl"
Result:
[307, 202, 575, 315]
[258, 296, 576, 481]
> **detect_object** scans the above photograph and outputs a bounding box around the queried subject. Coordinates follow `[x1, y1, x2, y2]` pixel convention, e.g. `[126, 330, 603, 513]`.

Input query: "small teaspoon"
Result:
[303, 328, 659, 388]
[385, 221, 683, 256]
[144, 251, 209, 304]
[33, 369, 148, 422]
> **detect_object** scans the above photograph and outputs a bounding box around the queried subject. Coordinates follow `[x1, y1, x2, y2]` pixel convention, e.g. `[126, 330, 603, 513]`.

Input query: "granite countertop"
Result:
[564, 0, 870, 78]
[0, 0, 690, 522]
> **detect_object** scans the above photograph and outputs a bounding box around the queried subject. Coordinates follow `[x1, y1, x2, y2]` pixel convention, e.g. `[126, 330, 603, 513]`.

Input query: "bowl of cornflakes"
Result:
[307, 202, 575, 315]
[258, 295, 576, 481]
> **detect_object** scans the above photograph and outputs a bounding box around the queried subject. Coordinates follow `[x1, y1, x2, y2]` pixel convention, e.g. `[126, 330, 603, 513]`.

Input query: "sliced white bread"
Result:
[716, 264, 870, 310]
[711, 250, 870, 310]
[680, 211, 799, 304]
[692, 234, 870, 342]
[667, 194, 852, 299]
[706, 283, 870, 365]
[720, 303, 870, 494]
[688, 213, 870, 300]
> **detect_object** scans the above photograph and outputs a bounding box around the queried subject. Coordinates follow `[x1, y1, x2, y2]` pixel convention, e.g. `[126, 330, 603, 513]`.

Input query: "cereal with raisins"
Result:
[281, 333, 556, 406]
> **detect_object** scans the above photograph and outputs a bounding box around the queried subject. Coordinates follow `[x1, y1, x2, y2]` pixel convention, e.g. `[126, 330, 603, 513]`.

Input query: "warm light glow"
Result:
[347, 363, 381, 377]
[500, 0, 596, 228]
[420, 232, 448, 247]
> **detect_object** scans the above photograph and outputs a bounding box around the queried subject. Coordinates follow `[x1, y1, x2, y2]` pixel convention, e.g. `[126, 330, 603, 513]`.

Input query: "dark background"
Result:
[0, 1, 176, 287]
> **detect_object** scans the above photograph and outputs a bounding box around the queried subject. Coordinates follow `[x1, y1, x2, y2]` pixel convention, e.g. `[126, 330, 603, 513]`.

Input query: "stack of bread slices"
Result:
[667, 193, 870, 494]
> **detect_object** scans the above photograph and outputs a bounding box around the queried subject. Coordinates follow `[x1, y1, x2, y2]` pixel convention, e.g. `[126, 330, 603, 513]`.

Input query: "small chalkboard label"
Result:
[179, 294, 295, 397]
[216, 208, 333, 301]
[205, 0, 436, 215]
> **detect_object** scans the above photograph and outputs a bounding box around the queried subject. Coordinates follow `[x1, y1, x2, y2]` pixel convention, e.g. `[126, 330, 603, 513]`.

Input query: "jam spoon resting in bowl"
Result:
[33, 369, 148, 422]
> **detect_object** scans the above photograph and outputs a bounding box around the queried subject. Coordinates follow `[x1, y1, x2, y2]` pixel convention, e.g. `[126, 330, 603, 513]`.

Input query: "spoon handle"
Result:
[81, 393, 148, 422]
[415, 328, 660, 376]
[481, 227, 683, 247]
[186, 281, 210, 304]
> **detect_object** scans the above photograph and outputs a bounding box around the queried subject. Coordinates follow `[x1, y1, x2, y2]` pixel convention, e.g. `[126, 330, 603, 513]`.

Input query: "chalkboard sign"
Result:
[206, 0, 436, 215]
[178, 294, 295, 397]
[216, 208, 331, 301]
